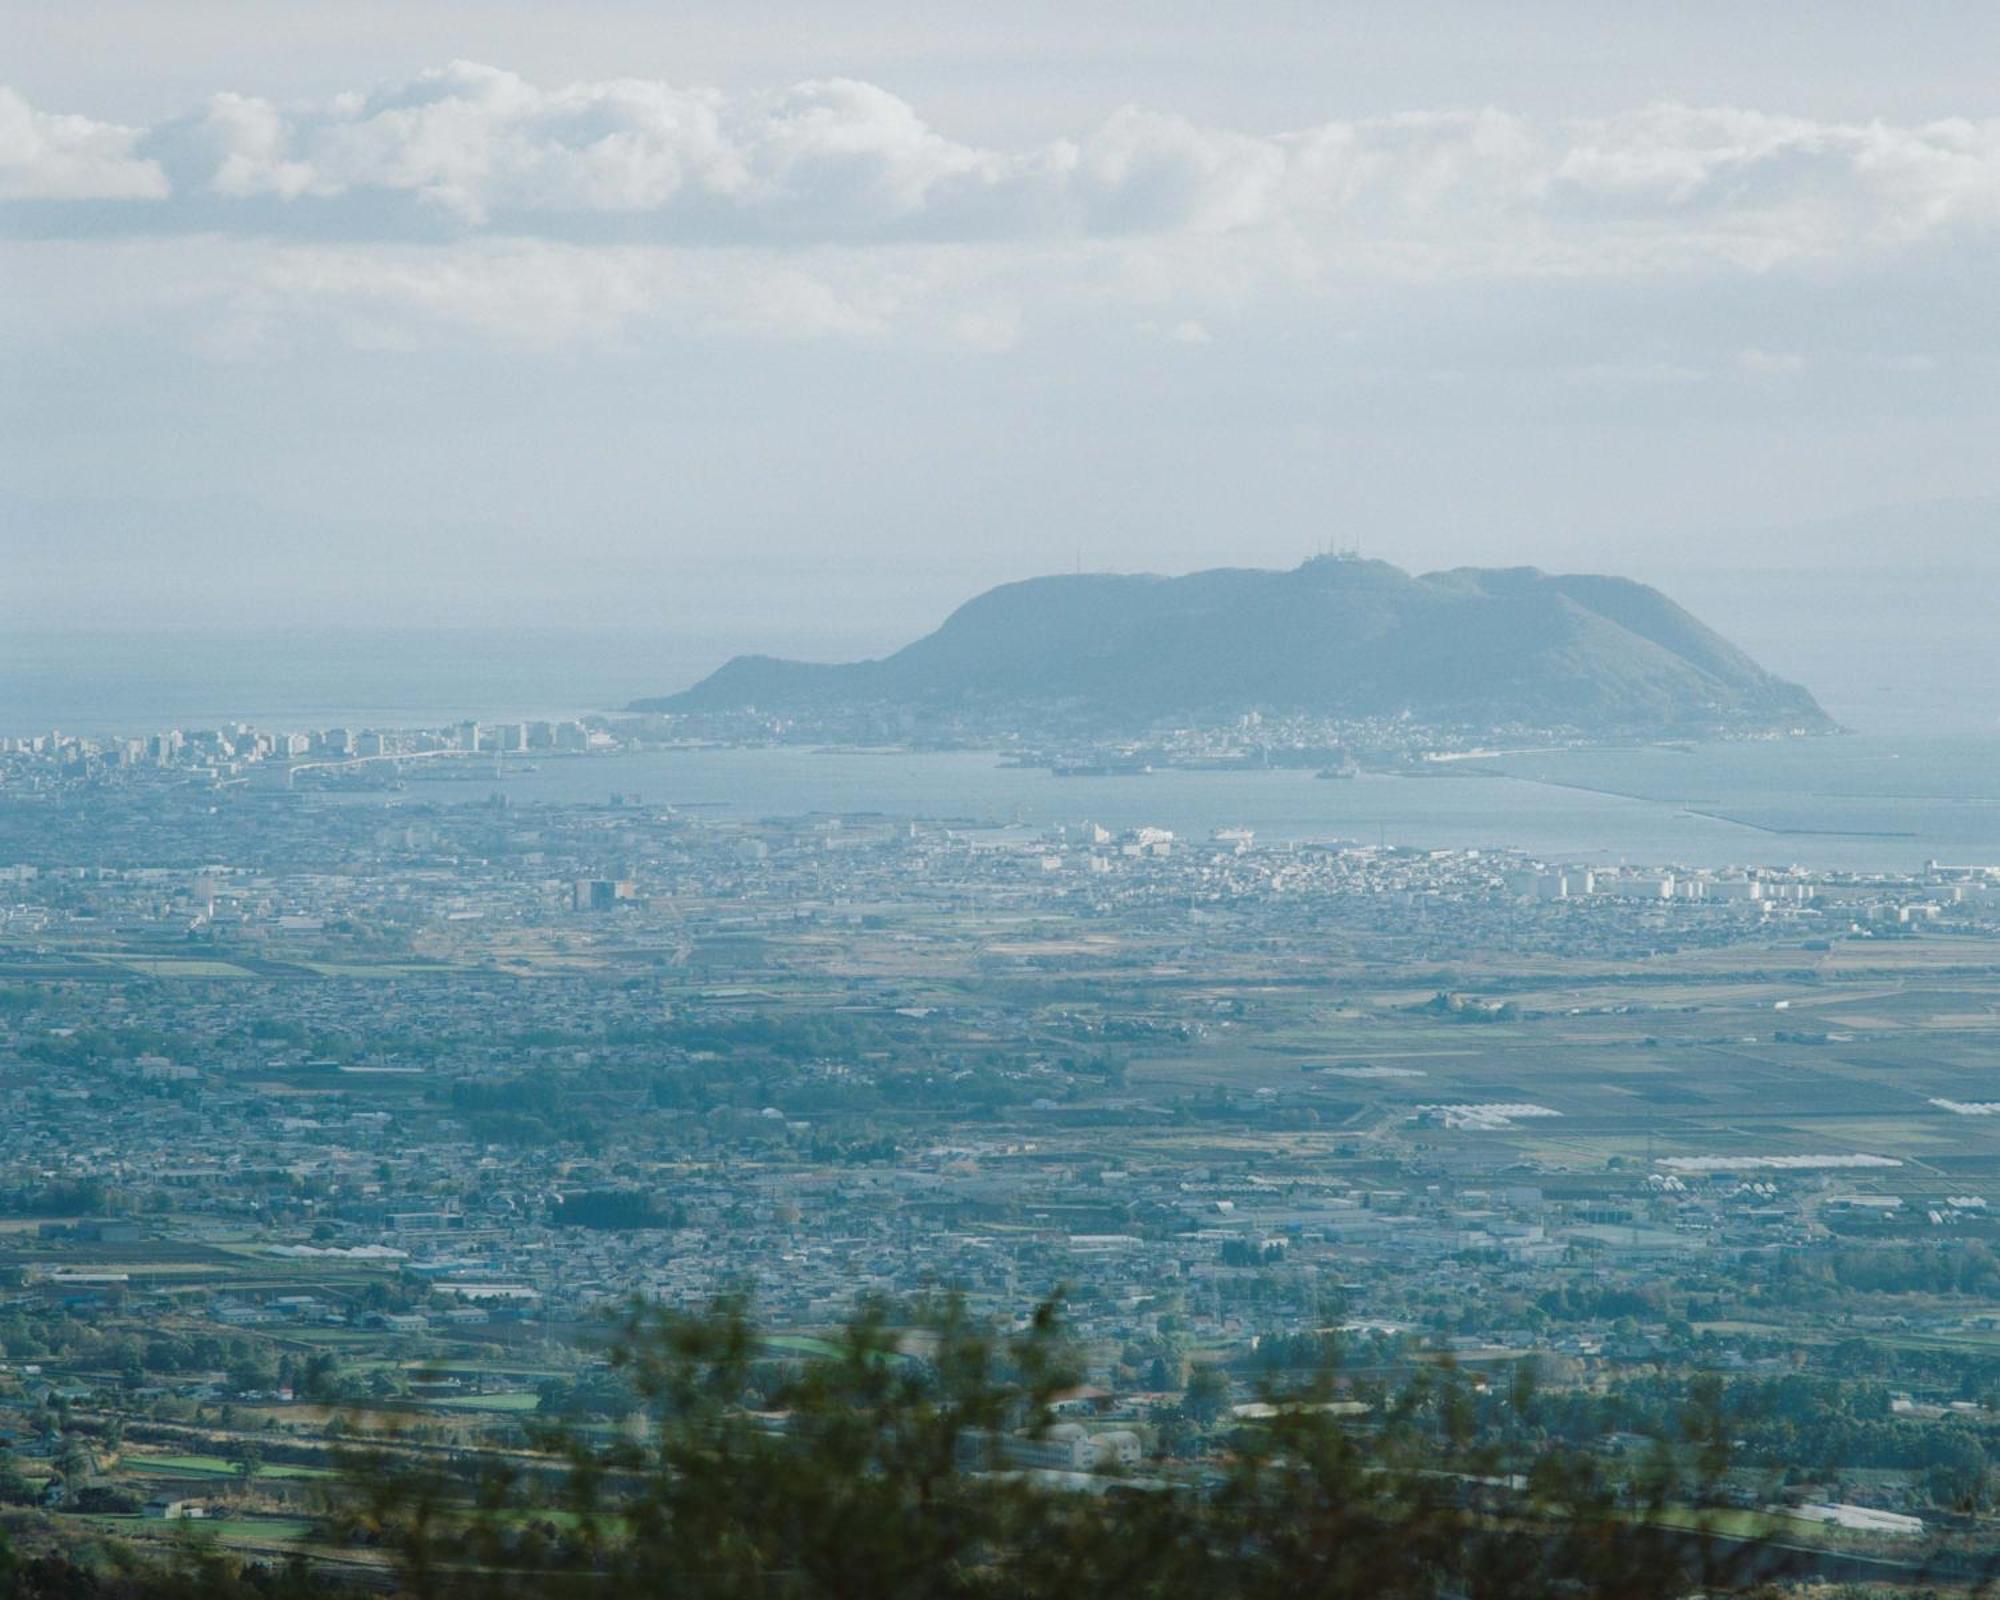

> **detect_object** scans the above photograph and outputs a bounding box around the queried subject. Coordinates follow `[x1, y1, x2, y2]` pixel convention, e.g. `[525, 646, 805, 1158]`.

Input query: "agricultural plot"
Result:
[1117, 951, 2000, 1177]
[422, 1390, 544, 1412]
[124, 1454, 335, 1481]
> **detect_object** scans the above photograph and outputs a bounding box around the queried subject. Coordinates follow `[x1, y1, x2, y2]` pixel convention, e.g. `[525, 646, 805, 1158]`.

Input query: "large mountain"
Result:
[637, 557, 1831, 734]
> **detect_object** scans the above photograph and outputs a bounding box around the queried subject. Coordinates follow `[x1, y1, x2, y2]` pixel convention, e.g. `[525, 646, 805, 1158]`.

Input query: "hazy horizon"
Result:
[8, 3, 2000, 648]
[5, 545, 1997, 739]
[8, 486, 2000, 736]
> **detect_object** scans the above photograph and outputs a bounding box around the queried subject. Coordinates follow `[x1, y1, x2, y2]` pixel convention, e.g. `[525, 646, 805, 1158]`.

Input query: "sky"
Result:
[5, 1, 1999, 672]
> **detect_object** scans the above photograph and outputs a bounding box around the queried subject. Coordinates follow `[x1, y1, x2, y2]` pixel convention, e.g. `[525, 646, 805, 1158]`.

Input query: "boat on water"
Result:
[1051, 759, 1153, 778]
[406, 761, 542, 782]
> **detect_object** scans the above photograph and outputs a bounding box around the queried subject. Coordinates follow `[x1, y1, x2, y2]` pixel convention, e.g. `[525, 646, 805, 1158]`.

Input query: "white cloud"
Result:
[182, 238, 1052, 354]
[1139, 317, 1214, 345]
[741, 77, 996, 230]
[1069, 106, 1286, 234]
[1736, 347, 1806, 377]
[135, 62, 997, 233]
[6, 67, 2000, 360]
[0, 87, 167, 200]
[245, 242, 874, 349]
[196, 93, 319, 200]
[1548, 104, 2000, 262]
[3, 67, 1997, 267]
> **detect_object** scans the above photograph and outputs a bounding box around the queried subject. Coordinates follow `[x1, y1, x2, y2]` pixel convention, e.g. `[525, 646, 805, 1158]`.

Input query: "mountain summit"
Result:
[638, 557, 1830, 734]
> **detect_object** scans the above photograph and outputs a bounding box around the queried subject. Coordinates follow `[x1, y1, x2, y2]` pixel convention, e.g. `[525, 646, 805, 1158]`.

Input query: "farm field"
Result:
[1109, 946, 2000, 1182]
[422, 1391, 542, 1412]
[124, 1454, 334, 1481]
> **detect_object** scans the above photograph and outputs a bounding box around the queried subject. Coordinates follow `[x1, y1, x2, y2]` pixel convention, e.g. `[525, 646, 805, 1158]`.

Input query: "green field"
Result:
[126, 1454, 333, 1481]
[425, 1390, 543, 1411]
[196, 1518, 316, 1545]
[81, 1514, 314, 1544]
[111, 959, 260, 979]
[760, 1334, 844, 1358]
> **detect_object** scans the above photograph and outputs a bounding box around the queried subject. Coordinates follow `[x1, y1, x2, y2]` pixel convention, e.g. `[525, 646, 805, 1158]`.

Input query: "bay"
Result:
[358, 738, 2000, 875]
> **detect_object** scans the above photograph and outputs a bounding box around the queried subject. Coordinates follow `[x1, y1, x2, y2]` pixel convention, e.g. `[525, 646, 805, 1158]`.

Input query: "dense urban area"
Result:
[3, 713, 2000, 1587]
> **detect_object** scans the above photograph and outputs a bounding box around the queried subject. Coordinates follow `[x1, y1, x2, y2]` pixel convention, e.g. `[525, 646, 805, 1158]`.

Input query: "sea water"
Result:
[7, 627, 2000, 874]
[332, 740, 2000, 875]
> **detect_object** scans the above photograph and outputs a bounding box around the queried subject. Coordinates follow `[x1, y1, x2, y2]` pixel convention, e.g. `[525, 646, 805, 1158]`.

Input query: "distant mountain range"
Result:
[636, 557, 1832, 736]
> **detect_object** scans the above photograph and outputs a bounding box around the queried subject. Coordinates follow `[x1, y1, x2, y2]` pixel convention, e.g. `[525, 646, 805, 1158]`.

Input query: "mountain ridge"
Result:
[636, 557, 1831, 735]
